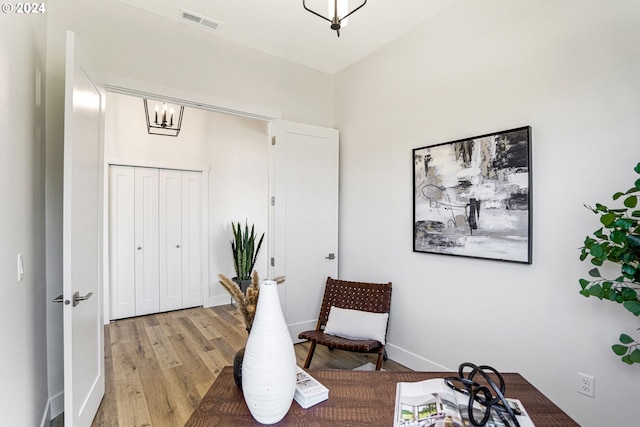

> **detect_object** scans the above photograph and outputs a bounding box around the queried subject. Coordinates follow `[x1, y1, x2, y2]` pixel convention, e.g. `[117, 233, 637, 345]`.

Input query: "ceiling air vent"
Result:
[180, 9, 222, 32]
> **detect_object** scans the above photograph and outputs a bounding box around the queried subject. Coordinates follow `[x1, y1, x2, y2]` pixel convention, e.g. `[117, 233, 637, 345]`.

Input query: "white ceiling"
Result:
[116, 0, 460, 75]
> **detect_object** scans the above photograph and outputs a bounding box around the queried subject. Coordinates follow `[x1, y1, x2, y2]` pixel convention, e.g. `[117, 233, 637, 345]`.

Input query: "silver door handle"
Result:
[325, 253, 335, 260]
[53, 294, 70, 305]
[73, 291, 93, 307]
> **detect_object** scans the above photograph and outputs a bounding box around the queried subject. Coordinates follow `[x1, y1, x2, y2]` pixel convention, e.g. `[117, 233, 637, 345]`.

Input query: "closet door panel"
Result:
[134, 168, 159, 316]
[181, 171, 203, 308]
[109, 166, 136, 320]
[159, 169, 183, 312]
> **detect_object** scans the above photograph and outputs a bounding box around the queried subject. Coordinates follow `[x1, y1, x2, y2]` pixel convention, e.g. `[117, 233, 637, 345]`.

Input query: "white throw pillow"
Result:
[323, 306, 389, 344]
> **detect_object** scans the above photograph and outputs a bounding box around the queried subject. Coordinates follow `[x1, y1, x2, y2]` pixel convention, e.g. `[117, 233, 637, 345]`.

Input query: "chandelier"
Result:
[143, 99, 184, 137]
[303, 0, 367, 37]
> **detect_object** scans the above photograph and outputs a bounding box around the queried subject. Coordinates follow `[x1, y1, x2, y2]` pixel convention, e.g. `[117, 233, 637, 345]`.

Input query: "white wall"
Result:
[0, 10, 49, 427]
[335, 0, 640, 425]
[105, 92, 270, 309]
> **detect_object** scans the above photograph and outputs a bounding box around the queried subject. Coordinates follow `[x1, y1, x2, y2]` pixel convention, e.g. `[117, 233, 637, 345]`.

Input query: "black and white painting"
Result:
[413, 126, 532, 264]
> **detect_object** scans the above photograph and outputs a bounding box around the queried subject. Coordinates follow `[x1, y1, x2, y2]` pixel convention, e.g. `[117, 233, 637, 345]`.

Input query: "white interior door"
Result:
[271, 120, 339, 342]
[108, 166, 135, 319]
[159, 169, 183, 311]
[134, 167, 160, 315]
[62, 31, 105, 427]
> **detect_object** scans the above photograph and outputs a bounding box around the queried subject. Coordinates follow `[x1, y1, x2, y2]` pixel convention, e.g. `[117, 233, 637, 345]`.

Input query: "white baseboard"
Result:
[385, 342, 452, 372]
[208, 294, 233, 307]
[287, 320, 316, 344]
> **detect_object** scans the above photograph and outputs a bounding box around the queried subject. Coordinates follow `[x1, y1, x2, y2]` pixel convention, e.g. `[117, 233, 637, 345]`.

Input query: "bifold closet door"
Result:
[134, 167, 159, 316]
[109, 166, 160, 319]
[159, 169, 203, 312]
[159, 170, 183, 312]
[109, 166, 136, 319]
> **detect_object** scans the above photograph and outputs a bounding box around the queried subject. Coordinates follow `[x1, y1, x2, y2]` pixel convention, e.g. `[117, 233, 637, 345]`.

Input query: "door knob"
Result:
[72, 291, 93, 307]
[325, 253, 336, 260]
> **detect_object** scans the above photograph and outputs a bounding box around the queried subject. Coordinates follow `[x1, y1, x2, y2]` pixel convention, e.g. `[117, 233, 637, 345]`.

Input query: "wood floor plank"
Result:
[110, 340, 153, 427]
[176, 317, 215, 352]
[136, 356, 184, 427]
[186, 307, 224, 340]
[167, 333, 214, 386]
[93, 305, 410, 426]
[145, 324, 182, 371]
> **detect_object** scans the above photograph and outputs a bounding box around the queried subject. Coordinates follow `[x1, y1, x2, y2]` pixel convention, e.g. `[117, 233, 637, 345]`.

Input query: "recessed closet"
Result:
[109, 165, 203, 319]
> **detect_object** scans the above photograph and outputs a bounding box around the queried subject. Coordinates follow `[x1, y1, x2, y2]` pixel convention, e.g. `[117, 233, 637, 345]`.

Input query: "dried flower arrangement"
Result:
[218, 271, 285, 332]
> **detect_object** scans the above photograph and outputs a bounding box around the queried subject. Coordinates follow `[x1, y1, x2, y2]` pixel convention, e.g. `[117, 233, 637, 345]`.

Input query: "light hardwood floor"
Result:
[90, 305, 409, 427]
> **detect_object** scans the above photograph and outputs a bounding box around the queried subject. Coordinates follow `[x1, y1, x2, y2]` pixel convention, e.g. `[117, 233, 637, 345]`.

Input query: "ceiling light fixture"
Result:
[143, 99, 184, 137]
[303, 0, 367, 37]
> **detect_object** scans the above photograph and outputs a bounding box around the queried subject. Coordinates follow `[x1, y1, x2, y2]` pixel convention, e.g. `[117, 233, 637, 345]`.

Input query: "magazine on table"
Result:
[393, 378, 535, 427]
[294, 366, 329, 409]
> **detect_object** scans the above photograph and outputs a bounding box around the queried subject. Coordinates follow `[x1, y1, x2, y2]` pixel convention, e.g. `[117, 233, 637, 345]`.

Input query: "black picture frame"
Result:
[413, 126, 532, 264]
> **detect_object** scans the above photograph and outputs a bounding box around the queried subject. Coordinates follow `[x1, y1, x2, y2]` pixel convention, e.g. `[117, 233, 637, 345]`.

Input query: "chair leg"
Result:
[375, 348, 384, 371]
[303, 341, 317, 369]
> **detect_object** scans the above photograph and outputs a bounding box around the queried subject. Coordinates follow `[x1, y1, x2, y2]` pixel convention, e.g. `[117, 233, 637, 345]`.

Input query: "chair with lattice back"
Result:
[298, 277, 393, 371]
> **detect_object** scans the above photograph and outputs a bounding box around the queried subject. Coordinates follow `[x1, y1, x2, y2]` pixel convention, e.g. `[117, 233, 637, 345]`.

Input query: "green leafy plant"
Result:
[579, 162, 640, 364]
[231, 220, 265, 281]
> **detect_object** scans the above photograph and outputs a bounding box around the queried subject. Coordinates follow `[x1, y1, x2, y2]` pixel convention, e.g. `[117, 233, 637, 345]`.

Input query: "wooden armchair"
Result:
[298, 277, 392, 371]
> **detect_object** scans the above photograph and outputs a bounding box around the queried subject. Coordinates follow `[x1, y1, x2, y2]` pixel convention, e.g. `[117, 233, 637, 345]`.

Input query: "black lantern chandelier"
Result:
[143, 99, 184, 137]
[303, 0, 367, 37]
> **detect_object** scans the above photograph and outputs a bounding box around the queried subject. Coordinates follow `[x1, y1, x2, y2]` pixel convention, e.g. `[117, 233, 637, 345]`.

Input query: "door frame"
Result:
[101, 76, 282, 324]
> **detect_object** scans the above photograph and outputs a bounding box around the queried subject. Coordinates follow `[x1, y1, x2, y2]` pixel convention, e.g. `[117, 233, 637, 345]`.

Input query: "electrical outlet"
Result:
[577, 372, 595, 397]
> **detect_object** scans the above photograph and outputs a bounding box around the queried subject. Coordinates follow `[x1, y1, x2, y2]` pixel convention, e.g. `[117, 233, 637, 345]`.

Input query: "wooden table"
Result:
[185, 366, 578, 426]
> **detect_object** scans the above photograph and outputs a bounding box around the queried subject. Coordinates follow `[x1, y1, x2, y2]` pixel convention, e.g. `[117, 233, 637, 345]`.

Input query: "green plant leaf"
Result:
[590, 245, 604, 258]
[635, 162, 640, 174]
[625, 196, 638, 208]
[591, 257, 604, 266]
[630, 349, 640, 363]
[623, 300, 640, 316]
[588, 284, 604, 299]
[616, 218, 634, 230]
[613, 192, 625, 200]
[600, 212, 616, 226]
[588, 268, 601, 277]
[621, 287, 637, 300]
[622, 264, 637, 278]
[610, 230, 626, 244]
[628, 235, 640, 247]
[593, 228, 607, 239]
[621, 354, 634, 364]
[612, 344, 628, 355]
[620, 333, 635, 344]
[579, 278, 590, 289]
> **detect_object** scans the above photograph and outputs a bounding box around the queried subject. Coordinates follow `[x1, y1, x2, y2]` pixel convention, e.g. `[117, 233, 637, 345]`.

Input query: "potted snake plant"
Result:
[231, 220, 265, 294]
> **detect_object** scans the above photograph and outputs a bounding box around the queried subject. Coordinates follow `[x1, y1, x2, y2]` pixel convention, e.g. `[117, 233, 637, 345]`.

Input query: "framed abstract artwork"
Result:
[413, 126, 532, 264]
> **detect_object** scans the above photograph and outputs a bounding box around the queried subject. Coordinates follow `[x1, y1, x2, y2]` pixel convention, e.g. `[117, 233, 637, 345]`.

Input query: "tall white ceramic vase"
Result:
[242, 280, 296, 424]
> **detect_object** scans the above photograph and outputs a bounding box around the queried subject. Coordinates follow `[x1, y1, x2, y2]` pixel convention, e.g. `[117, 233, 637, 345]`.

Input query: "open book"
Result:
[393, 378, 534, 427]
[294, 366, 329, 409]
